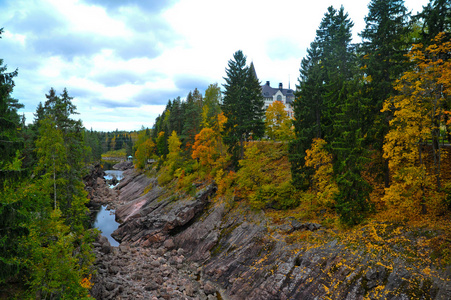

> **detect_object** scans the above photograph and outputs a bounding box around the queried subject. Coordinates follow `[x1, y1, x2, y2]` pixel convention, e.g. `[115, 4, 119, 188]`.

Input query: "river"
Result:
[92, 170, 123, 246]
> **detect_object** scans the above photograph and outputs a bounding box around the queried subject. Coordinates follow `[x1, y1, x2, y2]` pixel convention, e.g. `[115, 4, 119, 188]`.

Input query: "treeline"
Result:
[0, 31, 96, 297]
[134, 0, 451, 226]
[84, 129, 139, 161]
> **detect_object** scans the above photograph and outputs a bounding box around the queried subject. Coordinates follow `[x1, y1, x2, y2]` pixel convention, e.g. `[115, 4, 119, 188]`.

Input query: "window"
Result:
[277, 95, 282, 101]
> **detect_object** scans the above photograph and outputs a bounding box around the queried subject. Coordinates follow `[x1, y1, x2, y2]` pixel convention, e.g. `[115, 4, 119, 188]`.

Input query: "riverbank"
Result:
[86, 164, 223, 299]
[85, 164, 451, 299]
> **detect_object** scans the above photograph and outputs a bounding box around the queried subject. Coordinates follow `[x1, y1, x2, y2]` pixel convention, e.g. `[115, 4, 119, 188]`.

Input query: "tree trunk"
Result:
[418, 140, 427, 215]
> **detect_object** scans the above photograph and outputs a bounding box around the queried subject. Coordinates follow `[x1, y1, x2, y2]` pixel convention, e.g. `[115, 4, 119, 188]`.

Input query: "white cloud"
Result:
[1, 0, 431, 131]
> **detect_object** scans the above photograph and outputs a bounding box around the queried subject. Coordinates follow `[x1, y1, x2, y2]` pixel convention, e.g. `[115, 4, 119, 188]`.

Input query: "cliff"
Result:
[88, 166, 451, 299]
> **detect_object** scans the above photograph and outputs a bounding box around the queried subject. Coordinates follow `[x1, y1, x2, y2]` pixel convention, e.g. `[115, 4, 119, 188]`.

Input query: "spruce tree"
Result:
[222, 50, 265, 167]
[182, 89, 202, 149]
[416, 0, 451, 44]
[34, 88, 89, 230]
[359, 0, 411, 187]
[289, 41, 323, 189]
[290, 6, 356, 190]
[0, 28, 23, 171]
[332, 80, 372, 225]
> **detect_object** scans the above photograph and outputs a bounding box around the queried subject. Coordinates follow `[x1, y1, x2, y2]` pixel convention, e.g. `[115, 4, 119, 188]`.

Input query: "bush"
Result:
[249, 181, 298, 210]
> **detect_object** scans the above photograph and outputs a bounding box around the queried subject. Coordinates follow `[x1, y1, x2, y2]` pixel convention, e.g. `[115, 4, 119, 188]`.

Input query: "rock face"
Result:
[84, 164, 118, 206]
[87, 167, 451, 300]
[112, 182, 217, 248]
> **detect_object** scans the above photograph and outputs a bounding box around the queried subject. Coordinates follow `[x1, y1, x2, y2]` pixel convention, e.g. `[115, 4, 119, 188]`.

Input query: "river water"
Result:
[93, 205, 120, 246]
[92, 170, 123, 247]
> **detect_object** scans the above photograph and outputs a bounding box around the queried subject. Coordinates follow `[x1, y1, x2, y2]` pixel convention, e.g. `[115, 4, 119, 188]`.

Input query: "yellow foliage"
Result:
[381, 32, 451, 219]
[304, 138, 338, 208]
[264, 101, 294, 141]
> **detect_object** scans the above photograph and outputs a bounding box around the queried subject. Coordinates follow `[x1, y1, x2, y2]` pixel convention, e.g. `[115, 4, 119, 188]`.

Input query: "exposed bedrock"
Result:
[87, 167, 451, 300]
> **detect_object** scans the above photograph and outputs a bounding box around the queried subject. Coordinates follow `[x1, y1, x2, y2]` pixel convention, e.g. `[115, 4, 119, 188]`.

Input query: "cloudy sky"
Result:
[1, 0, 429, 132]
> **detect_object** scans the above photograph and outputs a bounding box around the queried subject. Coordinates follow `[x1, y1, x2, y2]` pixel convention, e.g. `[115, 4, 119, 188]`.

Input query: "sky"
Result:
[1, 0, 430, 132]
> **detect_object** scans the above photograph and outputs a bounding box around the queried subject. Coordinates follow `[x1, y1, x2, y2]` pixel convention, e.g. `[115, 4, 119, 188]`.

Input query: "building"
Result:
[261, 81, 295, 117]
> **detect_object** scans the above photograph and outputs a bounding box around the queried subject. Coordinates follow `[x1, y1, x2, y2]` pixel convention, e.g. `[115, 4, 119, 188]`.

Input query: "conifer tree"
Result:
[359, 0, 411, 187]
[182, 89, 202, 149]
[0, 28, 23, 172]
[222, 50, 265, 167]
[332, 80, 372, 225]
[289, 41, 323, 189]
[290, 6, 356, 190]
[416, 0, 451, 44]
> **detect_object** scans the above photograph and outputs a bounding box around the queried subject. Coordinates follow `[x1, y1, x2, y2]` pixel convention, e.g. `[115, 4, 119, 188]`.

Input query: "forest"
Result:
[0, 0, 450, 298]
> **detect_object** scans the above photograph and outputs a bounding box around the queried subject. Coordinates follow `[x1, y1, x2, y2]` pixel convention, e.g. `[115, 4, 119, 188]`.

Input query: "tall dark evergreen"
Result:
[168, 97, 184, 138]
[290, 6, 357, 189]
[222, 50, 265, 167]
[321, 6, 356, 140]
[0, 28, 23, 172]
[415, 0, 451, 140]
[182, 89, 203, 149]
[289, 41, 323, 189]
[416, 0, 451, 44]
[359, 0, 411, 187]
[0, 28, 27, 282]
[332, 79, 372, 225]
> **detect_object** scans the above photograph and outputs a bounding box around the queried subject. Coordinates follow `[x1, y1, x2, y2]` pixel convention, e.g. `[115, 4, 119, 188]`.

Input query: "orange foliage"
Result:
[192, 128, 219, 170]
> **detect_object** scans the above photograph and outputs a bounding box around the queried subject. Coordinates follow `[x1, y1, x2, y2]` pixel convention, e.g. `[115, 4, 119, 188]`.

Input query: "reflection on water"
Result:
[104, 170, 124, 188]
[104, 170, 124, 180]
[93, 205, 120, 247]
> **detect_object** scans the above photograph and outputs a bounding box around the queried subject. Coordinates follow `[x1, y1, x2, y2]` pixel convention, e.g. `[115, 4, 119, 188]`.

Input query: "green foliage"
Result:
[134, 135, 155, 169]
[250, 181, 298, 210]
[101, 148, 127, 159]
[222, 51, 265, 167]
[290, 6, 355, 190]
[0, 28, 23, 172]
[158, 131, 184, 186]
[415, 0, 451, 46]
[182, 89, 203, 149]
[202, 83, 222, 129]
[237, 142, 295, 209]
[0, 182, 31, 283]
[359, 0, 412, 186]
[25, 208, 94, 299]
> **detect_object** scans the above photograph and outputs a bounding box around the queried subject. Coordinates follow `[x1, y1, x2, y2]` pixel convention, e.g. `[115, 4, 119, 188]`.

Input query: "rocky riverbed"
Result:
[86, 164, 222, 299]
[85, 164, 451, 300]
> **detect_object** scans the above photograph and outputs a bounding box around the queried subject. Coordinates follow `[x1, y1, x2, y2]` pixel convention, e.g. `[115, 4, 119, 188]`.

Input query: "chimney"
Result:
[266, 81, 270, 86]
[279, 82, 283, 89]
